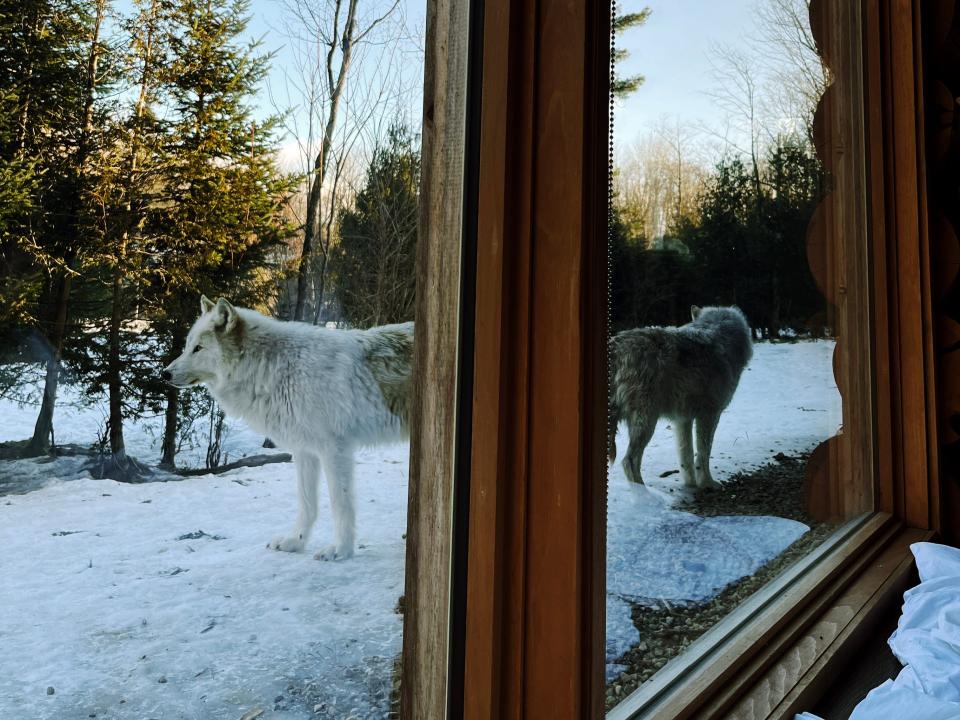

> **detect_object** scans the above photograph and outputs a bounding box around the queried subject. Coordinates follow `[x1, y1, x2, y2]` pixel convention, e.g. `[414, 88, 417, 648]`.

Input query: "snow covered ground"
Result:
[0, 340, 840, 718]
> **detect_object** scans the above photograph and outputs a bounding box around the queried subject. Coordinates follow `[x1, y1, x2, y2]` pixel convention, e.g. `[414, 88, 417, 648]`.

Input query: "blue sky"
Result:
[111, 0, 768, 162]
[203, 0, 760, 154]
[614, 0, 760, 145]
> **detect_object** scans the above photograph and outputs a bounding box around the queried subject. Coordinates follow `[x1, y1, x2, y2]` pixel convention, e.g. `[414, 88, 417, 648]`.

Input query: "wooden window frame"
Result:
[401, 0, 944, 717]
[400, 0, 473, 716]
[460, 0, 609, 717]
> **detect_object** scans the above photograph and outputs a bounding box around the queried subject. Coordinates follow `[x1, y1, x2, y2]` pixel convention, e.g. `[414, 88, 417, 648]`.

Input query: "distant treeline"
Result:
[612, 138, 829, 339]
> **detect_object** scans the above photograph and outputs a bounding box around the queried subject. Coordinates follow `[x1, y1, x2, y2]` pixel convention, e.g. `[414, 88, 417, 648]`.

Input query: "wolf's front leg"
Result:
[315, 447, 356, 561]
[674, 418, 696, 487]
[268, 452, 320, 552]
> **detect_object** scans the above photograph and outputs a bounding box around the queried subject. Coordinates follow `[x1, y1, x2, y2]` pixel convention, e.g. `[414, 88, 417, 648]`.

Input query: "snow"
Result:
[607, 491, 808, 605]
[0, 383, 267, 470]
[0, 445, 409, 720]
[0, 340, 840, 717]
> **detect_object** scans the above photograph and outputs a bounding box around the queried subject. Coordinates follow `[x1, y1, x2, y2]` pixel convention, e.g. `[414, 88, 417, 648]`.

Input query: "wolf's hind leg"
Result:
[269, 452, 320, 552]
[622, 413, 655, 484]
[674, 418, 696, 487]
[607, 400, 620, 465]
[315, 447, 357, 561]
[694, 411, 721, 488]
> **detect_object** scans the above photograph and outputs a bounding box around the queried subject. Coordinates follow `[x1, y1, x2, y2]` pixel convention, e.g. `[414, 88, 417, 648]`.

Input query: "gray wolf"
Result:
[163, 296, 413, 560]
[608, 305, 752, 488]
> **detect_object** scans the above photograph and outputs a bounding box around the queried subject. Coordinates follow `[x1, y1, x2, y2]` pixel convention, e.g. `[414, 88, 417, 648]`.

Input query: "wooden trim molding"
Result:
[804, 0, 942, 531]
[400, 0, 470, 716]
[581, 0, 612, 712]
[723, 525, 932, 720]
[863, 0, 941, 529]
[461, 0, 610, 717]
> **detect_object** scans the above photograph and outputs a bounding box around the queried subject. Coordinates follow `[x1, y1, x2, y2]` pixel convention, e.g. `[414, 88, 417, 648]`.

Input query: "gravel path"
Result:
[605, 451, 837, 710]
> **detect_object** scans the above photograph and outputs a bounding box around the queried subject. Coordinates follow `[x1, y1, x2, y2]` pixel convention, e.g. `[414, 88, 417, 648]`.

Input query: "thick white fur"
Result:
[164, 297, 412, 561]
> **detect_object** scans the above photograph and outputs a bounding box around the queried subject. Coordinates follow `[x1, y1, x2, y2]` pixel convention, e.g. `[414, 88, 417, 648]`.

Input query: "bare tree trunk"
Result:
[107, 277, 125, 459]
[94, 267, 148, 479]
[312, 251, 329, 325]
[770, 276, 782, 340]
[24, 273, 72, 456]
[295, 171, 323, 320]
[159, 388, 179, 469]
[87, 278, 148, 477]
[293, 0, 359, 321]
[94, 0, 134, 472]
[78, 0, 106, 167]
[675, 147, 683, 226]
[159, 324, 186, 469]
[312, 155, 346, 325]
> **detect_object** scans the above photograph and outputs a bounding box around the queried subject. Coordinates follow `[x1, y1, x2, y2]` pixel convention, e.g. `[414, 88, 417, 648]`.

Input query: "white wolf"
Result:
[163, 296, 413, 560]
[608, 305, 753, 488]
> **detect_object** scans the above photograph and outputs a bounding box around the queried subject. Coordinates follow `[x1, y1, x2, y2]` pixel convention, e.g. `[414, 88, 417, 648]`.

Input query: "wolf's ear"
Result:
[691, 305, 702, 320]
[213, 298, 238, 332]
[200, 295, 215, 314]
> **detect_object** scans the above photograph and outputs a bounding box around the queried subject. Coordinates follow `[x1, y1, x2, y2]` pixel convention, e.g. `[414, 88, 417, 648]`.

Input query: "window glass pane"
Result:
[0, 0, 443, 717]
[605, 0, 872, 709]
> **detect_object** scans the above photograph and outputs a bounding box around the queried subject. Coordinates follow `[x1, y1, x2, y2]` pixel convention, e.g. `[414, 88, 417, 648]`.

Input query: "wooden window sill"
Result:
[608, 513, 934, 720]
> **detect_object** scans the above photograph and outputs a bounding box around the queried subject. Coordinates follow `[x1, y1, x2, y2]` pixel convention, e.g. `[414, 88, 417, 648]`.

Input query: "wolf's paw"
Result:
[314, 544, 355, 562]
[697, 476, 720, 490]
[268, 536, 306, 553]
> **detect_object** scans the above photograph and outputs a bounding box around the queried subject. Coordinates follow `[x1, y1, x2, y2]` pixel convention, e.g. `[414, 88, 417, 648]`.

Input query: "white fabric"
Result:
[882, 544, 960, 710]
[915, 542, 960, 583]
[848, 678, 960, 720]
[797, 542, 960, 720]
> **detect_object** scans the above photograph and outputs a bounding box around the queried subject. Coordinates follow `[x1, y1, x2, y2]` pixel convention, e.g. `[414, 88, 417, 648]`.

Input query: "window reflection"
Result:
[606, 0, 858, 706]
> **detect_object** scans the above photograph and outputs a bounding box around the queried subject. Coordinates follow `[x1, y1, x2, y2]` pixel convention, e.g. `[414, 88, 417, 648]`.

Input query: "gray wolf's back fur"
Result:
[361, 322, 414, 432]
[609, 306, 753, 486]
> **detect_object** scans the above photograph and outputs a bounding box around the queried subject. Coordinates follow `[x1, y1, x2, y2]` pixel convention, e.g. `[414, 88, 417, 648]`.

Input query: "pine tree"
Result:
[682, 156, 760, 326]
[144, 0, 295, 468]
[29, 0, 115, 457]
[0, 0, 118, 456]
[679, 140, 826, 338]
[610, 205, 696, 331]
[759, 137, 826, 335]
[0, 0, 44, 331]
[613, 7, 651, 99]
[76, 0, 168, 478]
[331, 124, 419, 328]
